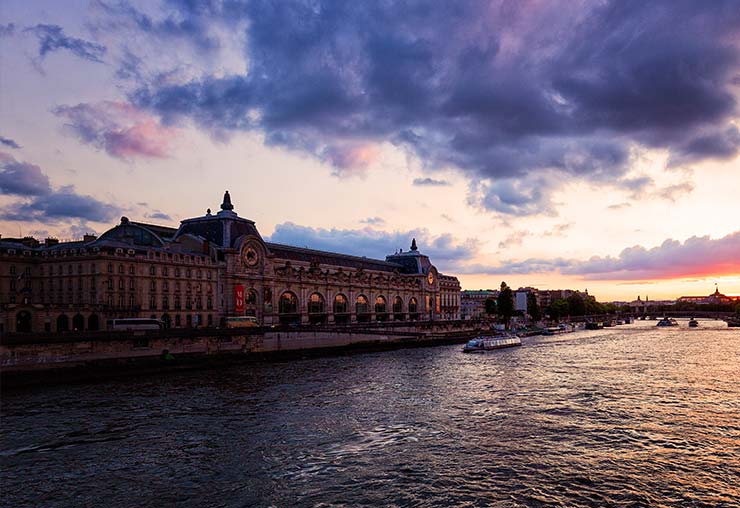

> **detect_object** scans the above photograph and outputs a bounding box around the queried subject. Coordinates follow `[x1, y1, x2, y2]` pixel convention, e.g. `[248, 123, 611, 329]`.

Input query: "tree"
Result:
[497, 281, 515, 329]
[527, 292, 541, 322]
[548, 299, 570, 321]
[484, 297, 497, 316]
[567, 293, 586, 316]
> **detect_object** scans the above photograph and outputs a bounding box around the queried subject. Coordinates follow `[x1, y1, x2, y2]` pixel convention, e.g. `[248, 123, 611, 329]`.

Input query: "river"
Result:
[2, 320, 739, 507]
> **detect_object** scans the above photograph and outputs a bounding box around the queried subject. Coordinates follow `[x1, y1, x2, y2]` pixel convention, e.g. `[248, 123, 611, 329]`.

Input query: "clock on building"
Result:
[244, 246, 259, 267]
[427, 271, 435, 285]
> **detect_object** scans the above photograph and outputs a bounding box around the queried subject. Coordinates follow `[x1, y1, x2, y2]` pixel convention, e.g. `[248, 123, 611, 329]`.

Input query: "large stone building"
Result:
[0, 192, 460, 333]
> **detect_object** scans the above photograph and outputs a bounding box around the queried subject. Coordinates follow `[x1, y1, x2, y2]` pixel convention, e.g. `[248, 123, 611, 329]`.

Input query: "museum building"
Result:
[0, 192, 461, 333]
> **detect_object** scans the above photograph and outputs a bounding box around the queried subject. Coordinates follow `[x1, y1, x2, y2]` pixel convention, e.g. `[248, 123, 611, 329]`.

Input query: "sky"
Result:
[1, 0, 739, 301]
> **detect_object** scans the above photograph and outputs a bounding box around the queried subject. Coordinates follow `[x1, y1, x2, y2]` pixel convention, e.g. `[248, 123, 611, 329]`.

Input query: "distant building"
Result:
[677, 286, 740, 306]
[0, 192, 461, 333]
[460, 289, 499, 319]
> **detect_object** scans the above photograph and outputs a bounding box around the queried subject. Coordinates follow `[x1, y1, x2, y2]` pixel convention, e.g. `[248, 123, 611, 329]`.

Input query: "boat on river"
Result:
[657, 317, 679, 327]
[585, 322, 603, 330]
[462, 335, 522, 353]
[688, 318, 699, 328]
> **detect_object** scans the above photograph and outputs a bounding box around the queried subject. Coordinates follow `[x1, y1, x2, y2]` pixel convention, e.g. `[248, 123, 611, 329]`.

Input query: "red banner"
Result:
[234, 285, 245, 313]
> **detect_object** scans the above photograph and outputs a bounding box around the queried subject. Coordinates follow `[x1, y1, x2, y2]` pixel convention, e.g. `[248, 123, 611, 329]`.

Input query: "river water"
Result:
[2, 320, 739, 507]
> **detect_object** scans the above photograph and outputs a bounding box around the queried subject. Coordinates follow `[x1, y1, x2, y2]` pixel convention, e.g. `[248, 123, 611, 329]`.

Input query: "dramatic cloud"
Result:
[1, 186, 120, 223]
[268, 222, 479, 270]
[413, 178, 450, 187]
[464, 230, 740, 281]
[117, 0, 740, 215]
[0, 136, 20, 149]
[0, 153, 52, 196]
[145, 211, 173, 221]
[0, 154, 121, 223]
[25, 24, 106, 63]
[53, 101, 176, 160]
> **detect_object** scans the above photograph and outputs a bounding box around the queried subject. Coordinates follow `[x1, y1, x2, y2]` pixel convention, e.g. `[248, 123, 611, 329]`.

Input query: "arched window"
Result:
[409, 297, 419, 320]
[72, 313, 85, 331]
[57, 314, 69, 332]
[308, 292, 326, 324]
[393, 296, 404, 320]
[279, 291, 300, 324]
[333, 294, 349, 324]
[356, 295, 370, 323]
[375, 296, 388, 321]
[246, 289, 258, 305]
[161, 314, 172, 328]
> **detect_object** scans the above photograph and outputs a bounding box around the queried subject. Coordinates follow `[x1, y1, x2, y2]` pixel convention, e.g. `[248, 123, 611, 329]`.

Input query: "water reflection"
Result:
[2, 320, 739, 507]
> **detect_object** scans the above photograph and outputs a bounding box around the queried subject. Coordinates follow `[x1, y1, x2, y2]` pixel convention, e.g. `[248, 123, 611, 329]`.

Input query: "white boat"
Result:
[462, 335, 522, 353]
[656, 317, 678, 327]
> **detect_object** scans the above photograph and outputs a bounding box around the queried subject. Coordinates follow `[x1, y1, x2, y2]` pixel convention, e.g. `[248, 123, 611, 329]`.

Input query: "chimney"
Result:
[83, 234, 97, 243]
[45, 238, 59, 247]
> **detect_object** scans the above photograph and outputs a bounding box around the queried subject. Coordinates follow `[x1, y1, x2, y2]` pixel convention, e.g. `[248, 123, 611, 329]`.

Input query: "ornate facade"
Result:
[0, 192, 460, 333]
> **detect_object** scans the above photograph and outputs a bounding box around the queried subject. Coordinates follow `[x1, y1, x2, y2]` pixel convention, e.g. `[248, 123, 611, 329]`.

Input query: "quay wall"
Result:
[1, 324, 480, 384]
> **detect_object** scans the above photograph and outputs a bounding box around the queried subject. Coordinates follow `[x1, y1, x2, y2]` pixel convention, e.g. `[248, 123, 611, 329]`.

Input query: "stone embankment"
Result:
[1, 322, 481, 386]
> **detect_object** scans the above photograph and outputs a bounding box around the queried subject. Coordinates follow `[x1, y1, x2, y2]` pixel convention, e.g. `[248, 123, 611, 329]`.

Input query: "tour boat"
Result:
[688, 318, 699, 328]
[656, 317, 679, 327]
[462, 335, 521, 353]
[585, 322, 603, 330]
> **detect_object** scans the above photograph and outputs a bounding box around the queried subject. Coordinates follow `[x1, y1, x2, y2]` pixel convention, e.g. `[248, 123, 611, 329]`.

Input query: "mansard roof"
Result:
[265, 242, 404, 273]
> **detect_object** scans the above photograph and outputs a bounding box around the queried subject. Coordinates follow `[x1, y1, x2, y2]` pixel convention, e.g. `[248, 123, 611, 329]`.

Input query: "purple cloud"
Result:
[0, 153, 51, 196]
[267, 222, 479, 270]
[413, 177, 450, 187]
[463, 230, 740, 281]
[25, 24, 106, 63]
[0, 136, 21, 149]
[53, 101, 176, 160]
[116, 1, 740, 215]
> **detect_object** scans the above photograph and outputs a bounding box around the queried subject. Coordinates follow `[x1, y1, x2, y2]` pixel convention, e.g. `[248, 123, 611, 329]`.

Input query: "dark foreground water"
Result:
[2, 320, 740, 507]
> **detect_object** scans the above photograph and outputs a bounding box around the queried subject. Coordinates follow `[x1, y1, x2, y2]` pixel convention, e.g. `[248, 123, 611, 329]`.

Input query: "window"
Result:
[78, 264, 83, 274]
[186, 269, 191, 278]
[129, 295, 135, 308]
[308, 293, 325, 314]
[163, 295, 169, 309]
[393, 296, 403, 314]
[207, 296, 212, 310]
[129, 265, 135, 275]
[207, 271, 211, 279]
[175, 314, 181, 326]
[108, 263, 113, 273]
[119, 279, 124, 290]
[149, 266, 156, 276]
[175, 295, 181, 310]
[163, 281, 169, 291]
[150, 296, 157, 309]
[175, 268, 180, 277]
[150, 281, 156, 292]
[175, 282, 181, 292]
[68, 265, 73, 275]
[163, 267, 168, 276]
[107, 278, 113, 290]
[10, 265, 16, 275]
[279, 292, 299, 314]
[356, 295, 369, 314]
[246, 290, 257, 305]
[129, 278, 135, 290]
[118, 264, 124, 274]
[196, 297, 202, 310]
[91, 264, 96, 274]
[197, 270, 202, 279]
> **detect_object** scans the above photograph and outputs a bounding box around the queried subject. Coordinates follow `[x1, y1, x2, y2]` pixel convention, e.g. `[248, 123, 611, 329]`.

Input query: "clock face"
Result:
[427, 271, 434, 285]
[244, 246, 259, 267]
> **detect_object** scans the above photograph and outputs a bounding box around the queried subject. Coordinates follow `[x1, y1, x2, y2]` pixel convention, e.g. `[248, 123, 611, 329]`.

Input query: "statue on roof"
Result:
[221, 191, 234, 211]
[410, 238, 418, 251]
